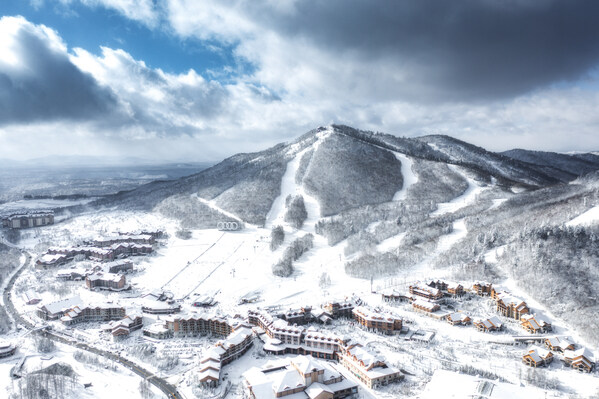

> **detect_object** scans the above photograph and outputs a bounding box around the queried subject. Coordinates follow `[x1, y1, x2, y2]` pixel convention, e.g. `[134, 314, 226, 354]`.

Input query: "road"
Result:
[2, 249, 184, 399]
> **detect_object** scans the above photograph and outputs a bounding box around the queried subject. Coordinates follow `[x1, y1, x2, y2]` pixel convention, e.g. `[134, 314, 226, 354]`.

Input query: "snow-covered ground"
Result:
[432, 165, 489, 216]
[566, 204, 599, 226]
[3, 159, 599, 399]
[0, 338, 162, 399]
[392, 153, 418, 201]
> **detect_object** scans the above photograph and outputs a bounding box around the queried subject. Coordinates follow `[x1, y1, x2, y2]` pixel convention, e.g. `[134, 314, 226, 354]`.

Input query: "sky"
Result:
[1, 0, 599, 163]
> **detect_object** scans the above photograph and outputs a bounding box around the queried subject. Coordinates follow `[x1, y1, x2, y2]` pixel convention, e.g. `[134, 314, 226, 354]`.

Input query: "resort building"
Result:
[338, 344, 403, 389]
[60, 304, 126, 326]
[446, 312, 471, 326]
[412, 299, 440, 314]
[352, 307, 402, 335]
[495, 293, 529, 320]
[104, 259, 134, 274]
[143, 323, 172, 340]
[563, 348, 595, 373]
[520, 315, 552, 334]
[85, 272, 128, 291]
[243, 355, 359, 399]
[522, 347, 554, 368]
[2, 211, 54, 229]
[37, 296, 84, 320]
[409, 284, 443, 301]
[471, 282, 493, 296]
[473, 316, 503, 332]
[322, 301, 354, 319]
[141, 300, 181, 315]
[544, 337, 575, 353]
[108, 313, 143, 339]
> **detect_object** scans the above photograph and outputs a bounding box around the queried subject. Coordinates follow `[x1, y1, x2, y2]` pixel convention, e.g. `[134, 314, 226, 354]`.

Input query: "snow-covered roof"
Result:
[40, 296, 83, 315]
[293, 355, 325, 375]
[413, 299, 439, 311]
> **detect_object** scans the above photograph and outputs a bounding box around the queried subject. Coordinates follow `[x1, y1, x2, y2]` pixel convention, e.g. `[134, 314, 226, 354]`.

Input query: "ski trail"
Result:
[193, 194, 244, 223]
[264, 130, 330, 231]
[432, 165, 488, 216]
[392, 153, 418, 201]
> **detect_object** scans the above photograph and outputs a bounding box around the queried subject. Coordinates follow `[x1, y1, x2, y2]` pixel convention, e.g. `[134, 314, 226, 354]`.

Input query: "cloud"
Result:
[0, 16, 118, 125]
[2, 3, 599, 162]
[56, 0, 160, 27]
[165, 0, 599, 102]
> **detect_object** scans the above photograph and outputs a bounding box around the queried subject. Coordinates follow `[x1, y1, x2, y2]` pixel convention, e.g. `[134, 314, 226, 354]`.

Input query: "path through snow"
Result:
[392, 152, 418, 201]
[432, 165, 488, 216]
[566, 204, 599, 227]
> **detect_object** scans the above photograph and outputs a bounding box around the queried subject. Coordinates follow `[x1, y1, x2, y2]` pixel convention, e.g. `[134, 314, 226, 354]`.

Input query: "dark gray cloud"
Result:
[0, 19, 117, 125]
[255, 0, 599, 101]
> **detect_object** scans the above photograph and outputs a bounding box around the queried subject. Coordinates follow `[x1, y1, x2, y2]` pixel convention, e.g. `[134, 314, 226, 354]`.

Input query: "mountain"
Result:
[89, 125, 599, 348]
[501, 148, 599, 182]
[96, 125, 596, 226]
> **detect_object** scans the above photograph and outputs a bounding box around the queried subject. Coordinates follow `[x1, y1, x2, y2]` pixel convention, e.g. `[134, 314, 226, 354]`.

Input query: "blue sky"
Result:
[1, 1, 599, 162]
[1, 0, 239, 75]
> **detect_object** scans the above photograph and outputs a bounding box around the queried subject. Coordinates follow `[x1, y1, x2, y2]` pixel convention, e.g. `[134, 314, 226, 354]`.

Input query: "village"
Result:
[1, 209, 598, 399]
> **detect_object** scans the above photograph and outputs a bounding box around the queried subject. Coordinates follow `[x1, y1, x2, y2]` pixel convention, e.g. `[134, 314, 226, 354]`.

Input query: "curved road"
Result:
[2, 250, 183, 399]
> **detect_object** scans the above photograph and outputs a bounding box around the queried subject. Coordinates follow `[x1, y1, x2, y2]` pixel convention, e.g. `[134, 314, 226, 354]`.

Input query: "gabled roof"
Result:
[293, 356, 325, 375]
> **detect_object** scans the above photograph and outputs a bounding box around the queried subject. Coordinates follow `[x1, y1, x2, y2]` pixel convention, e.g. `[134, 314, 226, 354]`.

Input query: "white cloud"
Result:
[3, 3, 599, 162]
[57, 0, 160, 27]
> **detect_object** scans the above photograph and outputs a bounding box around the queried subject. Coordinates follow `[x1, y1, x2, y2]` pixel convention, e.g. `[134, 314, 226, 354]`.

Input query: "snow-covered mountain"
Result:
[96, 125, 595, 225]
[91, 125, 599, 347]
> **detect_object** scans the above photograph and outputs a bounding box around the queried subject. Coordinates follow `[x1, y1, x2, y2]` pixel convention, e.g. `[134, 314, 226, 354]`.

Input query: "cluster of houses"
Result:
[382, 280, 596, 373]
[36, 233, 159, 268]
[1, 211, 54, 229]
[522, 337, 595, 372]
[382, 281, 553, 334]
[142, 312, 255, 386]
[249, 305, 403, 389]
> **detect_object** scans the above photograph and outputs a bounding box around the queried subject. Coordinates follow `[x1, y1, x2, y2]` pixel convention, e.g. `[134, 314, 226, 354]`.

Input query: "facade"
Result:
[37, 296, 83, 320]
[91, 234, 155, 248]
[472, 282, 493, 296]
[473, 316, 503, 332]
[380, 289, 411, 303]
[142, 300, 181, 315]
[22, 290, 42, 305]
[352, 307, 402, 335]
[412, 299, 440, 314]
[563, 348, 595, 372]
[2, 211, 54, 229]
[520, 315, 552, 334]
[86, 272, 128, 291]
[244, 355, 359, 399]
[495, 293, 529, 320]
[197, 326, 254, 387]
[522, 348, 554, 368]
[338, 345, 403, 389]
[143, 323, 172, 340]
[36, 253, 69, 268]
[446, 312, 471, 326]
[322, 302, 354, 319]
[109, 313, 143, 338]
[409, 284, 443, 301]
[61, 304, 126, 325]
[544, 337, 575, 353]
[165, 313, 233, 338]
[105, 260, 134, 274]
